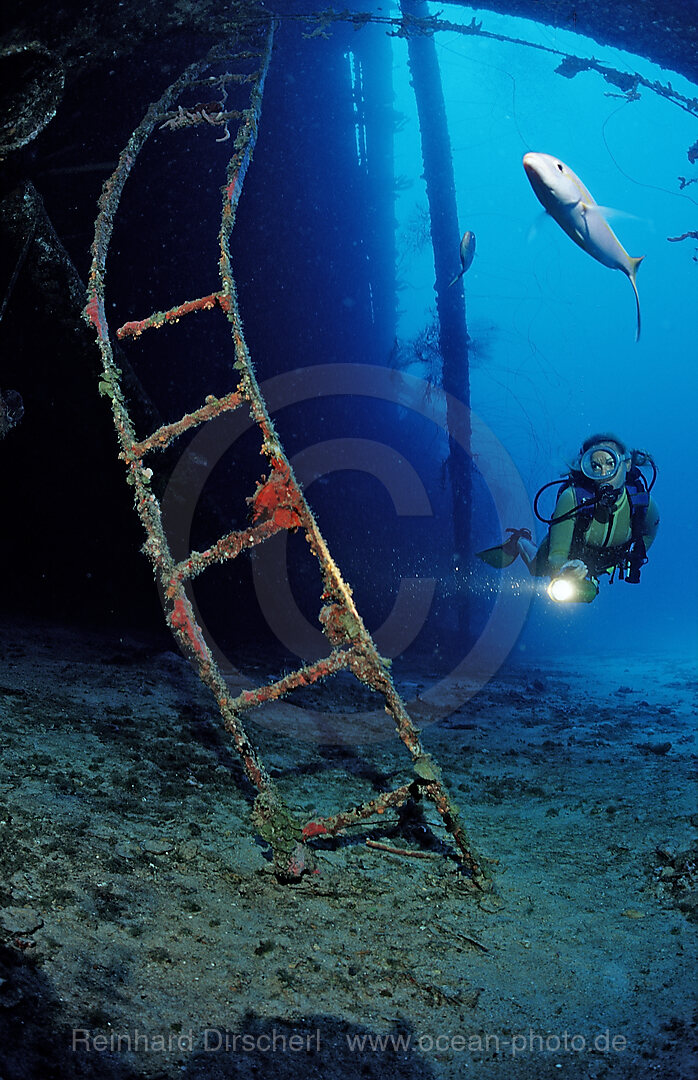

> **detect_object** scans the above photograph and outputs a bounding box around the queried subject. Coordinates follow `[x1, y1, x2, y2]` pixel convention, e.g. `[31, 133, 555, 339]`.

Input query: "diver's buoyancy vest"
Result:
[563, 470, 650, 580]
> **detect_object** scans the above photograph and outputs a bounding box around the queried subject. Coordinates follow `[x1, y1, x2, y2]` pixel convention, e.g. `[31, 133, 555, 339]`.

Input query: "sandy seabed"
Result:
[0, 618, 695, 1080]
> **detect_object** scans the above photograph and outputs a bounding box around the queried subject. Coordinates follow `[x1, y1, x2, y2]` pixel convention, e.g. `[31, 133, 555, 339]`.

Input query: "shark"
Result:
[523, 152, 644, 341]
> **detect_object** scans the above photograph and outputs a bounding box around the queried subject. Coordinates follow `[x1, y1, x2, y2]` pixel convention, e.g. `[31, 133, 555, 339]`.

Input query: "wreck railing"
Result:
[84, 20, 489, 888]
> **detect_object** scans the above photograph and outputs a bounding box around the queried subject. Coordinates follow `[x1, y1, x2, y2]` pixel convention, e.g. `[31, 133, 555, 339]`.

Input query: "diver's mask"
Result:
[579, 445, 629, 484]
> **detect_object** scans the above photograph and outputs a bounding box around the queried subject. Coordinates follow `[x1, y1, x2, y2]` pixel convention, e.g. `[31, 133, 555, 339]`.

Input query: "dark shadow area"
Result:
[0, 948, 438, 1080]
[177, 1014, 439, 1079]
[0, 944, 137, 1079]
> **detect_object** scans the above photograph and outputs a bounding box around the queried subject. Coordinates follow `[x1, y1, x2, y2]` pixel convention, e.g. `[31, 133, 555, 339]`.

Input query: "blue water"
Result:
[90, 2, 698, 677]
[387, 3, 698, 661]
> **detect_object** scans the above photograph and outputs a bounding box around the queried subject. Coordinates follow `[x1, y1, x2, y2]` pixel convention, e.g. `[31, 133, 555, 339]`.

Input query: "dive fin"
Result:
[476, 543, 519, 569]
[476, 527, 533, 569]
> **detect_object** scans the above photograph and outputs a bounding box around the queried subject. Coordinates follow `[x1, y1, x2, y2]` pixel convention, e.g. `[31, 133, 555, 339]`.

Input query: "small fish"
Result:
[448, 230, 476, 287]
[522, 152, 644, 341]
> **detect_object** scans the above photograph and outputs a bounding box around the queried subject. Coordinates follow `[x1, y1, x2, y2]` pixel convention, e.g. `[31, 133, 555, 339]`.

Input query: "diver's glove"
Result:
[559, 559, 588, 579]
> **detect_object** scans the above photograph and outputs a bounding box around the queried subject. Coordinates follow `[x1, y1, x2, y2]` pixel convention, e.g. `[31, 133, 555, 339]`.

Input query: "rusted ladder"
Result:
[84, 21, 489, 888]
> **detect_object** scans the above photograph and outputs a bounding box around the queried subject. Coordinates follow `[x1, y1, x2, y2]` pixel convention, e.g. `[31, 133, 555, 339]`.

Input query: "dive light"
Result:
[547, 574, 599, 604]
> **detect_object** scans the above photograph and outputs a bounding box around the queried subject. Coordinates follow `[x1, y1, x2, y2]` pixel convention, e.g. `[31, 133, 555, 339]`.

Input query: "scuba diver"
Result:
[477, 434, 659, 603]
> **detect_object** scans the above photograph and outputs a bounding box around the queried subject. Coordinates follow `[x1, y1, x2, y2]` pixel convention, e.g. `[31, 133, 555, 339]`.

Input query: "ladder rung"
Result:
[171, 517, 287, 583]
[117, 291, 224, 340]
[229, 649, 353, 713]
[130, 391, 245, 456]
[302, 784, 415, 839]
